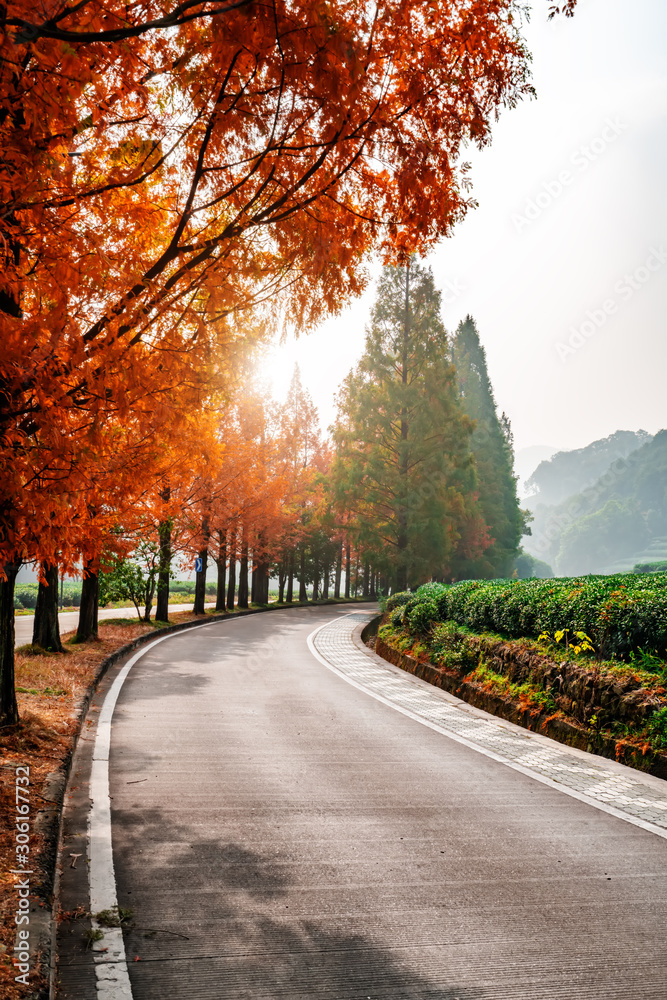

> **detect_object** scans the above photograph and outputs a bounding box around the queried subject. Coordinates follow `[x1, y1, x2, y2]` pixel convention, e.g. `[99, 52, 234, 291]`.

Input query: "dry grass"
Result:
[0, 610, 207, 998]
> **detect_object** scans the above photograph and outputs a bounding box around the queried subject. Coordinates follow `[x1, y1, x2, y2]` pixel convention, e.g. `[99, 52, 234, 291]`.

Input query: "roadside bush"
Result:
[386, 591, 412, 612]
[15, 587, 37, 609]
[405, 596, 439, 636]
[61, 585, 81, 607]
[389, 573, 667, 660]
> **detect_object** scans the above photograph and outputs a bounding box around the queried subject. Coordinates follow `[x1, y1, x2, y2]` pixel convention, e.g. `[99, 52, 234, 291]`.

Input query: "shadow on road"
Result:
[109, 801, 479, 1000]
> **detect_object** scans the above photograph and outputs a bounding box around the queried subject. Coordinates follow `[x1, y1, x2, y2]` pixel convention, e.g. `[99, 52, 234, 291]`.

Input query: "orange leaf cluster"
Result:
[1, 0, 535, 570]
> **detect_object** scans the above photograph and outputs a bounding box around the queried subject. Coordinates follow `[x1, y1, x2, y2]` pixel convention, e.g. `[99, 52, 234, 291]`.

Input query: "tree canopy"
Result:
[450, 315, 525, 577]
[331, 264, 489, 590]
[0, 0, 573, 724]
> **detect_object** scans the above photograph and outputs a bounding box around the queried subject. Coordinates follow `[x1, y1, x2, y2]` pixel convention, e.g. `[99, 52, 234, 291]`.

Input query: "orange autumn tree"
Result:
[1, 0, 541, 723]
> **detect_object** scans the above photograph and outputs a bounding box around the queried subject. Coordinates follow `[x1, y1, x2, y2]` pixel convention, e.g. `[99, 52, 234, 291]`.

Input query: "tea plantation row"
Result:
[387, 574, 667, 660]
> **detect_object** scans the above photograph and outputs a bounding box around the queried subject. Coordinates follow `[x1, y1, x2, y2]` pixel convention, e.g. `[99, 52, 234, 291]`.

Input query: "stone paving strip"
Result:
[311, 612, 667, 840]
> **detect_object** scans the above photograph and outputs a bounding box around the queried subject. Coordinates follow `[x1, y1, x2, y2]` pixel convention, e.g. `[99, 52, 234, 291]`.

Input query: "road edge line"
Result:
[87, 623, 219, 999]
[306, 617, 667, 843]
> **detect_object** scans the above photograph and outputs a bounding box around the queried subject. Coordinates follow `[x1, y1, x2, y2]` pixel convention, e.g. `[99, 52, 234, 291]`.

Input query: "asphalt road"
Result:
[14, 603, 215, 646]
[57, 604, 667, 999]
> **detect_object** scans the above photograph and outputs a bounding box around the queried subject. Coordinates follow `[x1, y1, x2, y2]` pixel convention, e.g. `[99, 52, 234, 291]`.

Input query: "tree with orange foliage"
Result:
[1, 0, 535, 531]
[0, 0, 564, 725]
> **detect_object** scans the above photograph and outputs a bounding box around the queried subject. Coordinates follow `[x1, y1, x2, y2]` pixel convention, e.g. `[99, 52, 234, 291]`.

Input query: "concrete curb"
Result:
[370, 627, 667, 781]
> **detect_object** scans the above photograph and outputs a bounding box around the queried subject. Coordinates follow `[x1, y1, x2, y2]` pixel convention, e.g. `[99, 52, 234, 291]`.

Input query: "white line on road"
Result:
[88, 621, 221, 999]
[307, 616, 667, 843]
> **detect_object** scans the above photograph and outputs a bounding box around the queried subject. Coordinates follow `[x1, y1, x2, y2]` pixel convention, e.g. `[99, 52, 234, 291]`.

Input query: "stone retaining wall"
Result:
[372, 628, 667, 780]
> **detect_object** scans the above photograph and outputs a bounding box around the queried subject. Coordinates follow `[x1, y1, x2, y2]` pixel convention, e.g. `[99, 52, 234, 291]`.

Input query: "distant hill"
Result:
[514, 445, 559, 499]
[524, 430, 667, 575]
[524, 430, 652, 509]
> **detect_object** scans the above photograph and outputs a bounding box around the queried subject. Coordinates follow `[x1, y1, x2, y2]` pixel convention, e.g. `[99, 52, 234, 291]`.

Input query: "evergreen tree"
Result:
[280, 366, 322, 474]
[450, 316, 524, 577]
[332, 264, 488, 591]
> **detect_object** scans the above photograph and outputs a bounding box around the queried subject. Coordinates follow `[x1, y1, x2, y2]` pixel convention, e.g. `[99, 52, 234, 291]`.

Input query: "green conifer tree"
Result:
[450, 315, 524, 577]
[332, 265, 488, 591]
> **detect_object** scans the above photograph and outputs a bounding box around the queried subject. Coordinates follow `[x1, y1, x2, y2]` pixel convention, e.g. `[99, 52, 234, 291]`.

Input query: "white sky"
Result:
[257, 0, 667, 459]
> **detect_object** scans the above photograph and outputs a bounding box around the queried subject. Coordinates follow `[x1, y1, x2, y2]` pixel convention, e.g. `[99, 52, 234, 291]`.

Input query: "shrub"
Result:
[386, 591, 412, 612]
[386, 573, 667, 661]
[61, 585, 81, 607]
[404, 596, 439, 636]
[15, 587, 37, 609]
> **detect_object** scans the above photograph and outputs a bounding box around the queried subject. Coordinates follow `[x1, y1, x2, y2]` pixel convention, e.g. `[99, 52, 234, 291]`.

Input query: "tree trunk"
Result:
[33, 563, 63, 652]
[143, 576, 156, 622]
[238, 530, 249, 609]
[286, 552, 294, 603]
[298, 546, 308, 602]
[363, 561, 370, 598]
[216, 530, 227, 612]
[194, 517, 210, 616]
[334, 542, 342, 599]
[155, 514, 172, 622]
[226, 529, 237, 610]
[76, 561, 99, 642]
[251, 553, 257, 604]
[254, 557, 270, 604]
[0, 563, 20, 726]
[278, 561, 286, 604]
[322, 559, 330, 600]
[344, 542, 351, 598]
[193, 546, 208, 615]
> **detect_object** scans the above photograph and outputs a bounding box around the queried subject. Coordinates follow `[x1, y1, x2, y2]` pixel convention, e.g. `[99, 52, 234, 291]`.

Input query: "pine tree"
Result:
[280, 366, 322, 474]
[450, 316, 524, 577]
[332, 264, 488, 591]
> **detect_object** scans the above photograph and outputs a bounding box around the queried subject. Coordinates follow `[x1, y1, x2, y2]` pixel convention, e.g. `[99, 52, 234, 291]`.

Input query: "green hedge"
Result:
[394, 574, 667, 660]
[633, 561, 667, 574]
[14, 584, 82, 609]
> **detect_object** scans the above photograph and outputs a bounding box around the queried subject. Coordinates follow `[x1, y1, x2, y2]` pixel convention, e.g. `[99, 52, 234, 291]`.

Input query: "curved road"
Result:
[57, 604, 667, 999]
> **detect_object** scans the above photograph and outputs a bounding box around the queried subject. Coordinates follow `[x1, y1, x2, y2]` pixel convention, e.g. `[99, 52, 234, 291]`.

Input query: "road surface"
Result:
[56, 604, 667, 999]
[14, 604, 215, 647]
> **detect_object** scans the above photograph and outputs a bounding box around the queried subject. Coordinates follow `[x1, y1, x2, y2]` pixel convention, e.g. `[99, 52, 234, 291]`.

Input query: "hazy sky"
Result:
[257, 0, 667, 459]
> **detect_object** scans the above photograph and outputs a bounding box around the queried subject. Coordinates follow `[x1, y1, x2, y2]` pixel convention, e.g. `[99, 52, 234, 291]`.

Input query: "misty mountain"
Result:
[514, 444, 559, 498]
[524, 430, 667, 576]
[524, 430, 653, 509]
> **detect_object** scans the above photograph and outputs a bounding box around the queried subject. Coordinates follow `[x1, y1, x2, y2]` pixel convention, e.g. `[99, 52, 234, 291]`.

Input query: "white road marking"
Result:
[307, 616, 667, 843]
[88, 622, 222, 999]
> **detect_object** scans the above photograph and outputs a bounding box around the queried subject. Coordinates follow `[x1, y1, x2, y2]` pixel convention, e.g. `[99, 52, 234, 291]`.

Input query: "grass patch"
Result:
[466, 661, 558, 715]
